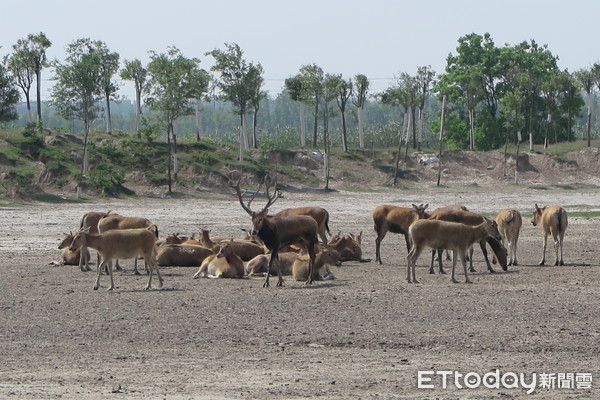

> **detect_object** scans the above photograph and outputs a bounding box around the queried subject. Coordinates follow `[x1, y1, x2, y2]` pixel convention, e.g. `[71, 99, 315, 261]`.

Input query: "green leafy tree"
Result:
[206, 43, 262, 161]
[299, 64, 324, 148]
[50, 38, 104, 197]
[23, 33, 51, 126]
[415, 66, 435, 150]
[0, 59, 19, 122]
[284, 74, 309, 147]
[97, 44, 120, 135]
[352, 74, 369, 148]
[120, 59, 148, 138]
[248, 63, 266, 149]
[326, 74, 352, 152]
[575, 68, 595, 147]
[146, 46, 209, 193]
[5, 42, 35, 122]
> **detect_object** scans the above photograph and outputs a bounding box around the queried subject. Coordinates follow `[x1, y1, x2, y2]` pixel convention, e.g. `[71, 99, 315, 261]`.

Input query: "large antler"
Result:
[230, 173, 279, 216]
[230, 174, 254, 216]
[262, 175, 279, 210]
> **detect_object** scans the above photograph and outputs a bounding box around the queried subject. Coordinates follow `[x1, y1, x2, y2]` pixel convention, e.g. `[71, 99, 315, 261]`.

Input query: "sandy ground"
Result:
[0, 182, 599, 399]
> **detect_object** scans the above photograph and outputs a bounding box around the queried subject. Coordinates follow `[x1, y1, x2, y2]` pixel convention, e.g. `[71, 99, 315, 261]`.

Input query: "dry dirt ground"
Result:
[1, 180, 599, 399]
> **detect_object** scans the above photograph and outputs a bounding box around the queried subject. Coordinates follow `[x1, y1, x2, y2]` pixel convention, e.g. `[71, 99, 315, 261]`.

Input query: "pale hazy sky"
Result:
[2, 0, 599, 100]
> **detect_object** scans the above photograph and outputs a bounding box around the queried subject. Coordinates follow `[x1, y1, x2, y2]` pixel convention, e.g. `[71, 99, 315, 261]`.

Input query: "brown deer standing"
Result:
[232, 176, 319, 287]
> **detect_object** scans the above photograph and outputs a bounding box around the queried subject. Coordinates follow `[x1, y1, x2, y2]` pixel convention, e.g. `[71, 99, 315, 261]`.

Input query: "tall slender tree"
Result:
[352, 74, 369, 148]
[6, 42, 35, 123]
[97, 43, 120, 135]
[120, 59, 148, 138]
[26, 33, 51, 126]
[207, 43, 262, 161]
[50, 38, 104, 197]
[146, 47, 209, 193]
[575, 67, 595, 147]
[0, 60, 19, 123]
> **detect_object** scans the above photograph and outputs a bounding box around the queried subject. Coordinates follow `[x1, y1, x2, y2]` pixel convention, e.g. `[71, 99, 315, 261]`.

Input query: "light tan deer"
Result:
[193, 239, 245, 279]
[531, 204, 568, 266]
[496, 209, 522, 266]
[407, 218, 502, 284]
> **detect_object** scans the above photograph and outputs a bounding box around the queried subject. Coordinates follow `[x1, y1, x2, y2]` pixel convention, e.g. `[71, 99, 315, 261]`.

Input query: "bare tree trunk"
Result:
[417, 107, 424, 151]
[78, 119, 92, 198]
[239, 114, 244, 163]
[241, 112, 249, 150]
[299, 102, 306, 148]
[312, 102, 319, 148]
[404, 107, 412, 162]
[358, 106, 365, 149]
[25, 93, 33, 123]
[437, 95, 446, 187]
[173, 120, 178, 182]
[411, 106, 417, 149]
[586, 94, 592, 147]
[195, 98, 203, 141]
[340, 109, 348, 152]
[35, 68, 42, 126]
[468, 108, 475, 151]
[105, 95, 113, 135]
[135, 89, 142, 139]
[252, 109, 259, 149]
[167, 122, 173, 194]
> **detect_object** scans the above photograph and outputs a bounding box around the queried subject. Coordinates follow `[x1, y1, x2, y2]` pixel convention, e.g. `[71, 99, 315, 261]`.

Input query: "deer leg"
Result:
[468, 247, 476, 272]
[374, 228, 386, 264]
[539, 233, 548, 265]
[558, 232, 565, 266]
[451, 252, 459, 283]
[305, 244, 316, 285]
[94, 259, 104, 290]
[106, 259, 116, 291]
[480, 240, 494, 273]
[264, 252, 276, 288]
[552, 230, 560, 266]
[462, 252, 472, 284]
[429, 250, 436, 274]
[406, 245, 421, 283]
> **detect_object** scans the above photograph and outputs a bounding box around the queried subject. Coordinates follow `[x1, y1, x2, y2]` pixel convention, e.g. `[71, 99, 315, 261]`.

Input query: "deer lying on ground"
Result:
[97, 214, 157, 275]
[327, 231, 370, 262]
[245, 252, 298, 276]
[69, 226, 163, 291]
[193, 239, 245, 279]
[292, 249, 342, 281]
[531, 204, 568, 266]
[199, 229, 265, 261]
[156, 244, 214, 267]
[274, 206, 331, 245]
[372, 203, 429, 264]
[232, 175, 319, 287]
[496, 209, 522, 266]
[407, 218, 502, 284]
[57, 232, 90, 266]
[77, 210, 114, 271]
[426, 208, 507, 274]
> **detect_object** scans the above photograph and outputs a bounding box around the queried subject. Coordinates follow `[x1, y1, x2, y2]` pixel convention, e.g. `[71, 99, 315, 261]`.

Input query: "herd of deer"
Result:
[56, 176, 569, 291]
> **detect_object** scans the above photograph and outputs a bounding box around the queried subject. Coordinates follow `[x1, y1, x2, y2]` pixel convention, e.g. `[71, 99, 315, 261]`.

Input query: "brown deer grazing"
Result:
[274, 206, 330, 245]
[496, 209, 522, 266]
[372, 203, 429, 264]
[232, 176, 319, 287]
[427, 208, 507, 274]
[407, 218, 502, 284]
[531, 204, 568, 266]
[193, 239, 245, 279]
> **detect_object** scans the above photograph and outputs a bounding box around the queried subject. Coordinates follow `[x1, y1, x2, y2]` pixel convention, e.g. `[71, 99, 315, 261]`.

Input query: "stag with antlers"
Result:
[231, 175, 319, 287]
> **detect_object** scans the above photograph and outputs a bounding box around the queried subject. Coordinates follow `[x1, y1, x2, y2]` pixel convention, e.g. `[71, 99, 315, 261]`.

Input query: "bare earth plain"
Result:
[1, 158, 600, 399]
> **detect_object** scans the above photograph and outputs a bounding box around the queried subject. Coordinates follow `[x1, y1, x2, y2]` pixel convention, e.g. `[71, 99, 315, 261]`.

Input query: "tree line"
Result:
[1, 32, 600, 193]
